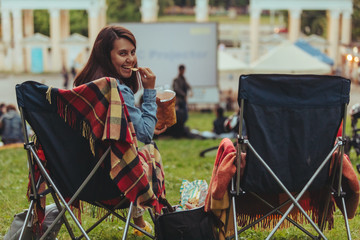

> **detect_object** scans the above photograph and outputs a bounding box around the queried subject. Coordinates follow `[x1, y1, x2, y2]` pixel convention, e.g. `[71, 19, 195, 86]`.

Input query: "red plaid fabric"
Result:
[50, 77, 164, 209]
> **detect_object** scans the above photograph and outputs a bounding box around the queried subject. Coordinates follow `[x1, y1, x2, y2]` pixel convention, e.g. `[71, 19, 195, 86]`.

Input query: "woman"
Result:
[74, 25, 165, 235]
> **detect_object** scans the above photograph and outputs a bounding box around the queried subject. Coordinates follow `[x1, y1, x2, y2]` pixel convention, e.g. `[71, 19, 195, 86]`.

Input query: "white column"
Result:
[12, 9, 24, 72]
[23, 10, 34, 38]
[60, 10, 70, 69]
[140, 0, 158, 23]
[24, 46, 31, 72]
[1, 8, 12, 71]
[195, 0, 209, 22]
[60, 10, 70, 40]
[250, 7, 261, 63]
[1, 9, 11, 44]
[23, 10, 34, 73]
[341, 10, 352, 46]
[50, 8, 62, 72]
[288, 8, 302, 42]
[99, 6, 107, 29]
[88, 8, 100, 47]
[327, 9, 340, 68]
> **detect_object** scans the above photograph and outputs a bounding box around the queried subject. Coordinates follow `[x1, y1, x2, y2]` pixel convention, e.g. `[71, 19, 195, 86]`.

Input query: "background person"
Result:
[172, 64, 192, 123]
[62, 65, 69, 89]
[0, 102, 6, 117]
[73, 25, 166, 236]
[0, 104, 24, 145]
[213, 106, 227, 135]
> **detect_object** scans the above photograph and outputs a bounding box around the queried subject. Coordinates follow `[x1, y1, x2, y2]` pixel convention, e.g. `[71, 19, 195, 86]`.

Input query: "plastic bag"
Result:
[178, 179, 208, 211]
[4, 210, 34, 240]
[4, 203, 63, 240]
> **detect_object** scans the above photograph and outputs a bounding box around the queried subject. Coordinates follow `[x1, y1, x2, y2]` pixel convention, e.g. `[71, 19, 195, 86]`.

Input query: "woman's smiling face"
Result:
[110, 38, 137, 79]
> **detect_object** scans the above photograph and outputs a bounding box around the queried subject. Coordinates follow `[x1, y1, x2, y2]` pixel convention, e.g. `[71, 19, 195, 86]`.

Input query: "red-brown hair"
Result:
[73, 25, 140, 93]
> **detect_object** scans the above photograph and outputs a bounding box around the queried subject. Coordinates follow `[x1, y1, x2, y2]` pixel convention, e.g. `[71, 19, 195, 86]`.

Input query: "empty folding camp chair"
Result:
[15, 78, 165, 240]
[230, 74, 358, 240]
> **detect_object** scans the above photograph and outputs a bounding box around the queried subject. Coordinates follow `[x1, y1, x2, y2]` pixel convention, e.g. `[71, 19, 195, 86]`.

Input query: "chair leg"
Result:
[19, 200, 35, 240]
[340, 192, 352, 240]
[122, 201, 134, 240]
[40, 191, 76, 240]
[96, 201, 156, 239]
[318, 187, 332, 233]
[231, 179, 239, 240]
[245, 141, 337, 240]
[29, 148, 90, 240]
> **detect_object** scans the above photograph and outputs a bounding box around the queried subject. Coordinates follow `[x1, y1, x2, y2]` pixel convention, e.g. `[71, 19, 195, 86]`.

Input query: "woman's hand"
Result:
[154, 125, 167, 135]
[138, 67, 156, 89]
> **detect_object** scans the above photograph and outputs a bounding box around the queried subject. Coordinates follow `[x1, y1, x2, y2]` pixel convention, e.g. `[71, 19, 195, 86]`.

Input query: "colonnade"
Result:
[0, 0, 353, 72]
[0, 0, 106, 72]
[249, 0, 353, 67]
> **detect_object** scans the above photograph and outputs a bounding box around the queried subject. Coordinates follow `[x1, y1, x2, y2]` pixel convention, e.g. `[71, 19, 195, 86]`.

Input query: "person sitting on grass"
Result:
[0, 104, 24, 145]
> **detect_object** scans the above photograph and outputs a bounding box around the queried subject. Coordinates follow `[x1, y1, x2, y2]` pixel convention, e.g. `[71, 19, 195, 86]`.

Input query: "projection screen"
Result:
[118, 22, 218, 89]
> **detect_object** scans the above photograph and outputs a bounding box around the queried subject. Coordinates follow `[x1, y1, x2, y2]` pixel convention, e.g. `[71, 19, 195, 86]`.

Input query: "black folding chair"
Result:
[16, 80, 156, 240]
[231, 74, 353, 240]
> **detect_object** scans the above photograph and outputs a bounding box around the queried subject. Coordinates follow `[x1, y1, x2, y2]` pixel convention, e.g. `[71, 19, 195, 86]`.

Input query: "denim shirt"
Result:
[117, 81, 157, 144]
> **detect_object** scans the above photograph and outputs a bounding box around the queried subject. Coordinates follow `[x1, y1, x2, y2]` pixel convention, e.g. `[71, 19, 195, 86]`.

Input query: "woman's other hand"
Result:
[138, 67, 156, 89]
[154, 125, 167, 135]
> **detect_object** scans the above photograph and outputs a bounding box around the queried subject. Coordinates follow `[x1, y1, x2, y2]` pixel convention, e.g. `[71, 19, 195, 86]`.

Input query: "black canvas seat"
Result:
[15, 80, 158, 240]
[229, 74, 355, 240]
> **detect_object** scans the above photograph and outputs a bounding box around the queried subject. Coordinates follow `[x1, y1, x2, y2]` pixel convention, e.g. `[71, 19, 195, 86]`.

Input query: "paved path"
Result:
[0, 73, 66, 106]
[1, 73, 360, 111]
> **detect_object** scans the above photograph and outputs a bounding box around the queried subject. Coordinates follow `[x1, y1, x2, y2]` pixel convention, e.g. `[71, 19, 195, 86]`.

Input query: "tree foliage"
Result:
[106, 0, 141, 23]
[33, 10, 49, 36]
[301, 10, 327, 37]
[69, 10, 88, 36]
[33, 10, 88, 36]
[352, 0, 360, 41]
[30, 1, 360, 42]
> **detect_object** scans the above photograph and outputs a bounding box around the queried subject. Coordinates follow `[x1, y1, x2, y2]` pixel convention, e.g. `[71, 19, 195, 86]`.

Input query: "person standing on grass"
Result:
[172, 64, 192, 122]
[73, 25, 166, 236]
[62, 65, 70, 89]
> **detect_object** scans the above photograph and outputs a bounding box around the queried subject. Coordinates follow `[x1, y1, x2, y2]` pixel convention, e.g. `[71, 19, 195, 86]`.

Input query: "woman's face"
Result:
[110, 38, 137, 79]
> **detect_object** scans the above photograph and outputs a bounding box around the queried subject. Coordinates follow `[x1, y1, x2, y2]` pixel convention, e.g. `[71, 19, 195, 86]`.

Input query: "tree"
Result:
[34, 10, 88, 36]
[352, 0, 360, 41]
[70, 10, 88, 36]
[106, 0, 141, 23]
[301, 10, 327, 37]
[34, 10, 49, 36]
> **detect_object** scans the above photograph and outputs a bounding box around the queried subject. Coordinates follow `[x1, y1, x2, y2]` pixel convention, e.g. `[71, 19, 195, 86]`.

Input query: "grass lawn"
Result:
[157, 14, 279, 25]
[0, 111, 359, 239]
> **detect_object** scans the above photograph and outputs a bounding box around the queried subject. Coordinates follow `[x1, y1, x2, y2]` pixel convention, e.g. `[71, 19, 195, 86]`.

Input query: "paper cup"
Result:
[155, 90, 177, 130]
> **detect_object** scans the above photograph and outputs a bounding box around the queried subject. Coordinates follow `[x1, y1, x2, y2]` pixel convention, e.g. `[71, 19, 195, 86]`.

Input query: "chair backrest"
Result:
[16, 81, 121, 202]
[238, 74, 350, 193]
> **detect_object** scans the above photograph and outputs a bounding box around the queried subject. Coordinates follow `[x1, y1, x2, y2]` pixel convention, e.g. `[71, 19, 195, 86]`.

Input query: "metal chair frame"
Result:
[18, 105, 156, 240]
[230, 87, 352, 240]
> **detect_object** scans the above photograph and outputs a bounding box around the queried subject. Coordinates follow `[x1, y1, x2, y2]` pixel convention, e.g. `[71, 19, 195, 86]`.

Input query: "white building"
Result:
[248, 0, 353, 68]
[0, 0, 107, 73]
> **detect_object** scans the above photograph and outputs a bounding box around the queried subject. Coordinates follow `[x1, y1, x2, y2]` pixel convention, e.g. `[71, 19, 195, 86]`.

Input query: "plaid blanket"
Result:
[28, 77, 166, 235]
[46, 77, 165, 210]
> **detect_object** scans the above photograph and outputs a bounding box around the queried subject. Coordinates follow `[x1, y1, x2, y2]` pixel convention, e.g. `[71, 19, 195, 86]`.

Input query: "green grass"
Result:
[0, 111, 359, 239]
[157, 14, 278, 25]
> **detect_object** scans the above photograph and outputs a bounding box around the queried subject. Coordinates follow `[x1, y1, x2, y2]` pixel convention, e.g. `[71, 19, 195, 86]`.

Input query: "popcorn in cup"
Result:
[155, 90, 177, 130]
